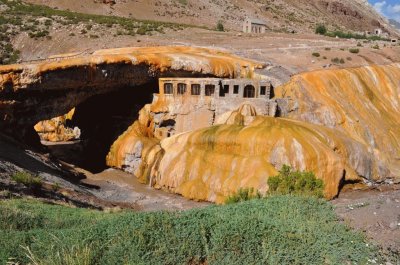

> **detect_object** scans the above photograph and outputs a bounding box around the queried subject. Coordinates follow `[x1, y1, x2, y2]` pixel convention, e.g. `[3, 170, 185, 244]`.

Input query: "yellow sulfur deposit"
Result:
[107, 63, 400, 203]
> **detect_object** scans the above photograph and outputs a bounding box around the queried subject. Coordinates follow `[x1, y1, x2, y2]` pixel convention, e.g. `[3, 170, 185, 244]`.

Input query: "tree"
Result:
[315, 24, 327, 35]
[216, 20, 224, 32]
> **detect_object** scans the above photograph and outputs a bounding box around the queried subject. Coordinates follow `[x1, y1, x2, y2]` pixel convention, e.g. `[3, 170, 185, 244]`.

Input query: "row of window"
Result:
[164, 83, 216, 96]
[163, 83, 268, 98]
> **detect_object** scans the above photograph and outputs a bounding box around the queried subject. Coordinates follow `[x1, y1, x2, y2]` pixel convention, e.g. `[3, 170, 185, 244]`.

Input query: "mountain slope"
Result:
[389, 19, 400, 30]
[25, 0, 399, 35]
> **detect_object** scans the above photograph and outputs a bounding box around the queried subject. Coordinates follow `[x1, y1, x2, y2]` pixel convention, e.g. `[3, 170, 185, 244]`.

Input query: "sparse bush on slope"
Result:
[0, 196, 377, 265]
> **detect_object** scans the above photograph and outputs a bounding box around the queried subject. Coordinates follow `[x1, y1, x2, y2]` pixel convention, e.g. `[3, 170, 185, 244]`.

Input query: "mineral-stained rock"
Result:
[34, 108, 80, 142]
[142, 117, 376, 203]
[276, 63, 400, 181]
[107, 63, 400, 203]
[0, 46, 263, 143]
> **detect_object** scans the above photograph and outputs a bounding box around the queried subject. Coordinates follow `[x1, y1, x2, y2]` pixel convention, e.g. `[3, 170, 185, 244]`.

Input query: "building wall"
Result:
[154, 78, 275, 138]
[243, 20, 266, 34]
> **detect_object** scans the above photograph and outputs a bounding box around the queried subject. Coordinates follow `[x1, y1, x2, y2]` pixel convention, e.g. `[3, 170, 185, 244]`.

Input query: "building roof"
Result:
[247, 18, 267, 26]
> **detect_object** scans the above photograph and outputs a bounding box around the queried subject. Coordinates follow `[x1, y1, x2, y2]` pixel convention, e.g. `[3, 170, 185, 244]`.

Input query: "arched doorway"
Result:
[243, 85, 255, 98]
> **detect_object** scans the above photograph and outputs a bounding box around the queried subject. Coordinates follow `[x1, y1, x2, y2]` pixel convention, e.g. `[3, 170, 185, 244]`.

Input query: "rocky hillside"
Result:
[25, 0, 398, 35]
[389, 19, 400, 30]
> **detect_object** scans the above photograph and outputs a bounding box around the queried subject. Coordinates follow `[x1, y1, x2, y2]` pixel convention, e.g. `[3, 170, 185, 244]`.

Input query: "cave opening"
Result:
[38, 80, 158, 173]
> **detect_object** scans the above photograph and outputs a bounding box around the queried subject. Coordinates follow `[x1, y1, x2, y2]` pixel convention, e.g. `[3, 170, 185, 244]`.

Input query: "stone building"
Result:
[243, 18, 267, 34]
[152, 78, 276, 139]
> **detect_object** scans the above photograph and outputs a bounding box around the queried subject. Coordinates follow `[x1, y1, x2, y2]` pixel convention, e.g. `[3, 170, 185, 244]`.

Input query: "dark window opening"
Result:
[260, 86, 266, 96]
[243, 85, 255, 98]
[224, 85, 230, 93]
[177, 83, 187, 95]
[205, 85, 215, 96]
[219, 84, 229, 97]
[164, 83, 173, 94]
[270, 84, 275, 98]
[233, 85, 239, 94]
[191, 84, 201, 95]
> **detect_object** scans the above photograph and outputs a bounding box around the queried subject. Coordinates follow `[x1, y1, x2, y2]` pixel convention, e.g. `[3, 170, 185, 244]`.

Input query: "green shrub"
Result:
[11, 172, 42, 189]
[331, 57, 341, 64]
[312, 52, 320, 57]
[44, 19, 52, 26]
[267, 165, 324, 198]
[0, 197, 379, 264]
[216, 20, 224, 32]
[225, 188, 261, 204]
[340, 58, 345, 64]
[136, 26, 147, 35]
[315, 24, 327, 35]
[372, 44, 380, 49]
[349, 48, 359, 54]
[325, 47, 331, 51]
[28, 30, 50, 38]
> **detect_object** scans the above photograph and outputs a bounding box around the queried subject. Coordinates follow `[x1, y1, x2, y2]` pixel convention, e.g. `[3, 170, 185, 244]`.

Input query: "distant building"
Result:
[374, 28, 383, 36]
[243, 18, 267, 34]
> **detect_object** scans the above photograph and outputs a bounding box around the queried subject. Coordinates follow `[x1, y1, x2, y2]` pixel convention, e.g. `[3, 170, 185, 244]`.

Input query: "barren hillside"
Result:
[26, 0, 399, 35]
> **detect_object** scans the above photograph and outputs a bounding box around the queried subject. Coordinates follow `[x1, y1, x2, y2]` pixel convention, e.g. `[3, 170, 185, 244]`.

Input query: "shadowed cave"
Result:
[42, 81, 158, 173]
[38, 72, 218, 173]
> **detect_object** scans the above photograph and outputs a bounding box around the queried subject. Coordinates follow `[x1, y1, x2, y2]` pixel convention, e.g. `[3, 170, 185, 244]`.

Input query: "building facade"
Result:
[243, 18, 267, 34]
[152, 78, 276, 139]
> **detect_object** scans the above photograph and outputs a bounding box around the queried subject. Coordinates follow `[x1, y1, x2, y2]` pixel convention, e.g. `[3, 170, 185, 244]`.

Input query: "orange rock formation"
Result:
[0, 46, 262, 142]
[107, 63, 400, 203]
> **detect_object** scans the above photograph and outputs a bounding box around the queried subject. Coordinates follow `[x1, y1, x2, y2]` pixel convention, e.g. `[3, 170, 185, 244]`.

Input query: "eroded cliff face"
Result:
[107, 63, 400, 203]
[34, 108, 81, 142]
[277, 63, 400, 180]
[0, 46, 262, 143]
[2, 46, 399, 203]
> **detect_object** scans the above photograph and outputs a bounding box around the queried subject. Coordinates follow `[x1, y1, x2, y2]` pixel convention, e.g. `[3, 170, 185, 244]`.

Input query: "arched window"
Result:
[205, 85, 215, 96]
[177, 83, 187, 95]
[191, 84, 201, 95]
[164, 83, 173, 94]
[243, 85, 255, 98]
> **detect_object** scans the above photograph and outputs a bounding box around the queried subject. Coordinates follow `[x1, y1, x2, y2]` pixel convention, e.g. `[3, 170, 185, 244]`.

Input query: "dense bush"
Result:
[312, 52, 320, 57]
[315, 24, 327, 35]
[331, 57, 345, 64]
[267, 165, 324, 198]
[216, 20, 224, 32]
[0, 196, 377, 264]
[349, 48, 360, 54]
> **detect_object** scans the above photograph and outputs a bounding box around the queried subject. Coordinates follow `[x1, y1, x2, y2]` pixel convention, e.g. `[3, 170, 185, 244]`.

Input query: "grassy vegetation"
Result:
[0, 0, 205, 64]
[225, 188, 262, 204]
[0, 196, 379, 265]
[0, 0, 194, 31]
[315, 25, 389, 41]
[311, 52, 320, 57]
[11, 172, 42, 190]
[227, 166, 325, 204]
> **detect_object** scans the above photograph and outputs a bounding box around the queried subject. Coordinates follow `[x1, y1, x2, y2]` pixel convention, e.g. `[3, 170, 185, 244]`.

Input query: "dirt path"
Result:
[83, 168, 209, 212]
[332, 187, 400, 258]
